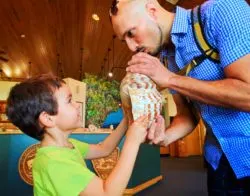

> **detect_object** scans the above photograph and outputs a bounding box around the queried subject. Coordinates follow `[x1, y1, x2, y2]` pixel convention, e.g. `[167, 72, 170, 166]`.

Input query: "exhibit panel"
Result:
[64, 78, 87, 128]
[0, 132, 162, 195]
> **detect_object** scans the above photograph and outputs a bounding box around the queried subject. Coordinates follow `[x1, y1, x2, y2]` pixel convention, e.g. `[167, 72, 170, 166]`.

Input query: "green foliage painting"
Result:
[83, 73, 121, 127]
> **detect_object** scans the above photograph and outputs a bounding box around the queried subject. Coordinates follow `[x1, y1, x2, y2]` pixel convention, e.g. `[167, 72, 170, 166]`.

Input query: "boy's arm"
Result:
[79, 116, 149, 196]
[80, 139, 139, 196]
[85, 117, 128, 159]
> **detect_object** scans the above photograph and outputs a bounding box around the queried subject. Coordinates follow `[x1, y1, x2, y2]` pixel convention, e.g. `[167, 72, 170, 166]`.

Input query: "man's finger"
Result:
[153, 136, 163, 144]
[126, 65, 151, 76]
[135, 52, 158, 61]
[129, 56, 152, 65]
[158, 115, 165, 127]
[148, 119, 157, 140]
[152, 115, 165, 144]
[126, 63, 147, 70]
[153, 115, 162, 137]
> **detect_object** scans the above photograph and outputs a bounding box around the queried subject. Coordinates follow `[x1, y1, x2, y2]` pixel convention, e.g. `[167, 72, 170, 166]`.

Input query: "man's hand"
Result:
[127, 52, 175, 88]
[147, 115, 168, 146]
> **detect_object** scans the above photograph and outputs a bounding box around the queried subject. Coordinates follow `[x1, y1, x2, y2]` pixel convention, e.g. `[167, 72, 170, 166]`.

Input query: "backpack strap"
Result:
[177, 5, 220, 76]
[192, 6, 219, 63]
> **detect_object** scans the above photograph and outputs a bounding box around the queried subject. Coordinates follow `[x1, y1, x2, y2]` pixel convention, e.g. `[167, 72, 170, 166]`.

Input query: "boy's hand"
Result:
[122, 105, 134, 126]
[126, 115, 148, 144]
[147, 115, 167, 146]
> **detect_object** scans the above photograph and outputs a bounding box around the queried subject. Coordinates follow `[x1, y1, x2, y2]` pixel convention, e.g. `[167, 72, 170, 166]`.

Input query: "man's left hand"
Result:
[147, 115, 167, 146]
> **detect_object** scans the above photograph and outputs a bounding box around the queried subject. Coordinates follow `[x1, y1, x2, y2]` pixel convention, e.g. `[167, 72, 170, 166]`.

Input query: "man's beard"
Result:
[137, 24, 166, 57]
[149, 24, 166, 57]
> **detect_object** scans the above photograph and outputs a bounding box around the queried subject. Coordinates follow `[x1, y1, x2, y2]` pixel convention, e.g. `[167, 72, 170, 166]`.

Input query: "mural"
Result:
[18, 143, 40, 185]
[91, 147, 119, 180]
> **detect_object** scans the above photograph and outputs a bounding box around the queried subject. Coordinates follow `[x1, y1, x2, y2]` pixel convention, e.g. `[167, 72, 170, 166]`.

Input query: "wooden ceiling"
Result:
[0, 0, 208, 81]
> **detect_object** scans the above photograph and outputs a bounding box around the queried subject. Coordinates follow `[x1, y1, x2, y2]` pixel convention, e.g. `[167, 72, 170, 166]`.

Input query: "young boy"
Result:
[6, 74, 151, 196]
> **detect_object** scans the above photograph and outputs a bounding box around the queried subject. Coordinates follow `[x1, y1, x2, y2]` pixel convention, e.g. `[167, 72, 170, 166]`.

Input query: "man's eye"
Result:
[127, 31, 134, 38]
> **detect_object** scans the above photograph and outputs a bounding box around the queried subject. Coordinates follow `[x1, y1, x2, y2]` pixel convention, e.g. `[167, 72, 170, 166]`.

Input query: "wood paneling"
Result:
[0, 0, 208, 81]
[0, 0, 131, 81]
[169, 120, 206, 157]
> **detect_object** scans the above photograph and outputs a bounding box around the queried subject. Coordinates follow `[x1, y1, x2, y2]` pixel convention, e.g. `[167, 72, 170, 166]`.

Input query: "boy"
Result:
[6, 74, 153, 196]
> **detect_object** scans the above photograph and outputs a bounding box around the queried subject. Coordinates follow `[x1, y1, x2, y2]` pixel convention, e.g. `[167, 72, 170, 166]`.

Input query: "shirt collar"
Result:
[171, 6, 190, 34]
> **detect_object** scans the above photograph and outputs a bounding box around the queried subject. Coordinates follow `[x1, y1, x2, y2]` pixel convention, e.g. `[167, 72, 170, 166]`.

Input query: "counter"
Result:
[0, 131, 162, 195]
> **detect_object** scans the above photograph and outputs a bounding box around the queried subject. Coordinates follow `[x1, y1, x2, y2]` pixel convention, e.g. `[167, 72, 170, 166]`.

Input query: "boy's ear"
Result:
[38, 111, 55, 128]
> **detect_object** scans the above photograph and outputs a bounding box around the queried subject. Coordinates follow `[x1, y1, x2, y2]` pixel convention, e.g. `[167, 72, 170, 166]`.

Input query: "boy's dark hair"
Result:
[6, 74, 65, 141]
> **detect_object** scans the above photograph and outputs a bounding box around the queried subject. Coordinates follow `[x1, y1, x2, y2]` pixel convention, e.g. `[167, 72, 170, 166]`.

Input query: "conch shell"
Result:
[120, 72, 162, 127]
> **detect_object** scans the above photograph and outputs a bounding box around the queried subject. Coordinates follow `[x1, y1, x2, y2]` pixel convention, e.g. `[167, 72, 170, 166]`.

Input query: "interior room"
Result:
[1, 0, 249, 195]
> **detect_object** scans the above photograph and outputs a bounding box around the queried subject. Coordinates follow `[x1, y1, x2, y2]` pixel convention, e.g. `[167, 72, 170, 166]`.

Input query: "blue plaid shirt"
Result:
[165, 0, 250, 179]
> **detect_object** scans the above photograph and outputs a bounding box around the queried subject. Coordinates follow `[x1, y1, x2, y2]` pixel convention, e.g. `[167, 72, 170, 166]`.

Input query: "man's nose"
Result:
[73, 101, 80, 109]
[125, 38, 138, 52]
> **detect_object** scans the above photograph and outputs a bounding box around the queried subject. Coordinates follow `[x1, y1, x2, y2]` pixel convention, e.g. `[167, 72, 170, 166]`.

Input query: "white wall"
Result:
[0, 81, 19, 100]
[63, 78, 87, 128]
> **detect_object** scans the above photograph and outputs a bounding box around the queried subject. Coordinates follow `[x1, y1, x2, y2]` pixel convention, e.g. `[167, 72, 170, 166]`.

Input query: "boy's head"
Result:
[6, 74, 66, 140]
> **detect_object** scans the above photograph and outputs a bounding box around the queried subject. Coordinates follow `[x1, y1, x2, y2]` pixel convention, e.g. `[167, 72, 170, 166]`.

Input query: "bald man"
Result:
[110, 0, 250, 195]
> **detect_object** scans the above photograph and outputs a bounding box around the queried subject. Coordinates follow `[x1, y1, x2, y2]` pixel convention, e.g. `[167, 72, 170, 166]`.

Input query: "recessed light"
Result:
[3, 68, 11, 77]
[20, 34, 26, 38]
[92, 14, 100, 21]
[108, 72, 113, 77]
[15, 67, 21, 75]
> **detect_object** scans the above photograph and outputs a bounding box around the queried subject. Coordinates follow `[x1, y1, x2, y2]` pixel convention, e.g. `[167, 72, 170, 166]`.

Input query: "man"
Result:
[110, 0, 250, 195]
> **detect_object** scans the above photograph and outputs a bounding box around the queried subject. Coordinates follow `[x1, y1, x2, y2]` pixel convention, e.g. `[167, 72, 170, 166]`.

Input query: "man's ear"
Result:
[38, 111, 55, 128]
[145, 2, 157, 20]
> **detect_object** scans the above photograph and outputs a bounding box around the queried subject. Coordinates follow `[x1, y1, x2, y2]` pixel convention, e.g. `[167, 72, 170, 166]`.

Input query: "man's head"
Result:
[110, 0, 172, 56]
[6, 74, 65, 140]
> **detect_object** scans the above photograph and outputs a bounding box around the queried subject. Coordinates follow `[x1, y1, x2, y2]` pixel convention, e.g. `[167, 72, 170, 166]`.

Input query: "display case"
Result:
[0, 100, 8, 122]
[0, 132, 162, 195]
[0, 100, 20, 133]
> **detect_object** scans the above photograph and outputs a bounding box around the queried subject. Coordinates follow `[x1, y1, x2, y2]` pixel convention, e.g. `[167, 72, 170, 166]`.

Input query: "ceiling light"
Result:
[3, 67, 11, 77]
[15, 67, 21, 76]
[1, 64, 11, 77]
[92, 14, 100, 21]
[20, 34, 26, 38]
[108, 72, 113, 77]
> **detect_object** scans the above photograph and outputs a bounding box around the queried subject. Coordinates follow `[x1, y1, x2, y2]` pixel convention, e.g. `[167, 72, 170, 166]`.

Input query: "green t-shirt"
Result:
[33, 138, 95, 196]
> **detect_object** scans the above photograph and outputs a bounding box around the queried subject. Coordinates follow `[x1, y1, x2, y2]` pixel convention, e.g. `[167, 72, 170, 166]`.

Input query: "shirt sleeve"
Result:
[210, 0, 250, 68]
[43, 158, 95, 196]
